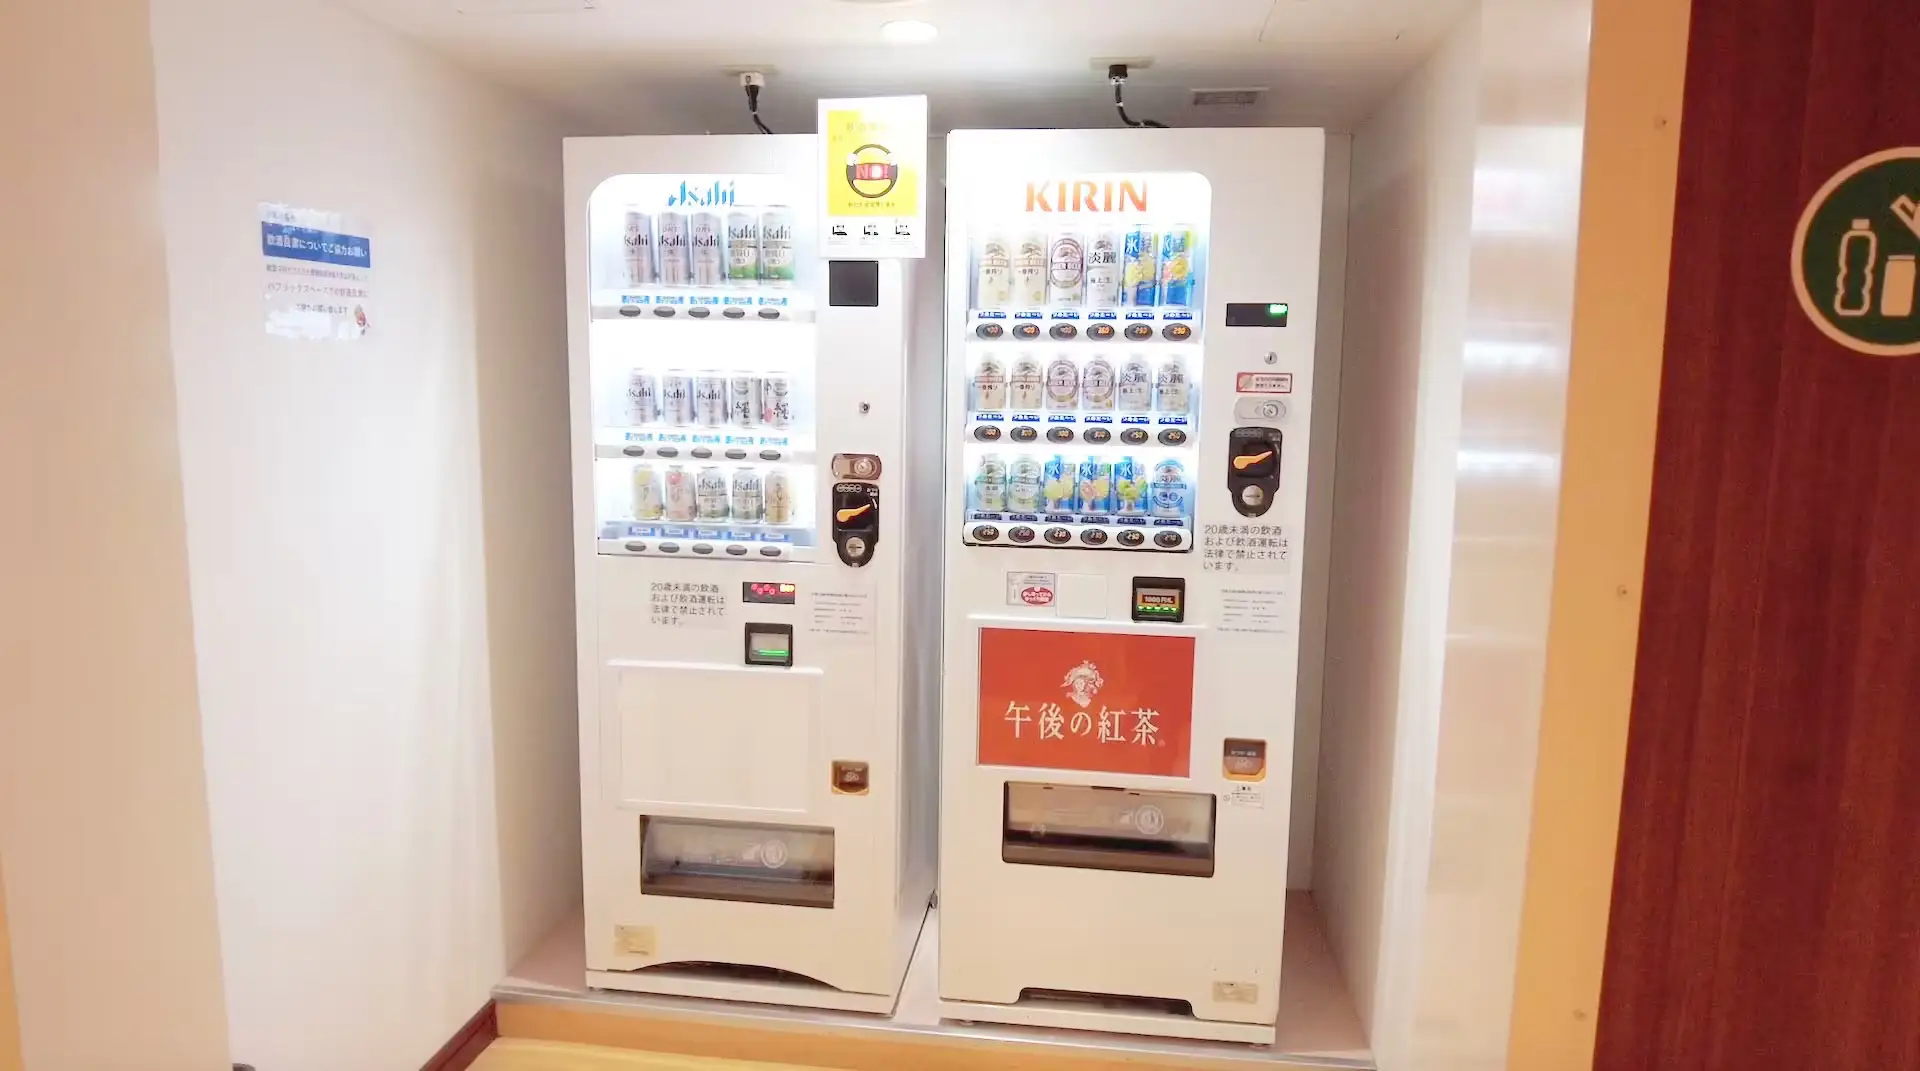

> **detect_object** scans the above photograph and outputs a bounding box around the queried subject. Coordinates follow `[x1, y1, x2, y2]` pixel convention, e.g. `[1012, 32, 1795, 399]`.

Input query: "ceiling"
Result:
[329, 0, 1476, 134]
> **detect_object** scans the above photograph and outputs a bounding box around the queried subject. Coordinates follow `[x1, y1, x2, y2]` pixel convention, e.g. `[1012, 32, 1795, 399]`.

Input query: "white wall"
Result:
[146, 0, 581, 1066]
[1316, 0, 1591, 1066]
[0, 3, 232, 1068]
[1314, 3, 1482, 1058]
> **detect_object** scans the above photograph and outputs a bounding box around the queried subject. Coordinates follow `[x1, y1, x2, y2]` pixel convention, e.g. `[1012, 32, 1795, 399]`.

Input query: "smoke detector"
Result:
[1190, 88, 1267, 108]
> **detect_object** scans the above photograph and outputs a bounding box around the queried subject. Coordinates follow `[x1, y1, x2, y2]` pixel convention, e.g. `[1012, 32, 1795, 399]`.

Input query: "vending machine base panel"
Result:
[933, 996, 1278, 1046]
[587, 966, 903, 1016]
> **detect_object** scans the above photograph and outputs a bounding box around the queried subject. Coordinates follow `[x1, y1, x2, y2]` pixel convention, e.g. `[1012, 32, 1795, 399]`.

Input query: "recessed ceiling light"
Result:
[880, 19, 939, 44]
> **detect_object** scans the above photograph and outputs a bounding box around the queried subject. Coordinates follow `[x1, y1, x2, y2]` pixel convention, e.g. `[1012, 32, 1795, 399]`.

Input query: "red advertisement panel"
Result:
[976, 627, 1195, 777]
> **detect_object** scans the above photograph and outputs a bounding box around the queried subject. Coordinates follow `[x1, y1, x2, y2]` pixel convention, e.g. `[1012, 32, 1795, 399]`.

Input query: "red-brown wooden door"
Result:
[1595, 0, 1920, 1067]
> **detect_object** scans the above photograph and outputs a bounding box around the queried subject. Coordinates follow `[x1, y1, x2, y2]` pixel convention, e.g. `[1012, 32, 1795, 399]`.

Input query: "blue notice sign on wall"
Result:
[260, 203, 374, 340]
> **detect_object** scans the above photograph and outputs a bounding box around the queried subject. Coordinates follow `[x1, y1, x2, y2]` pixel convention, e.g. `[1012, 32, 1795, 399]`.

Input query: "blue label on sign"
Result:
[1051, 311, 1080, 320]
[1044, 513, 1076, 523]
[691, 295, 720, 305]
[1121, 416, 1151, 425]
[1158, 416, 1190, 425]
[1080, 515, 1112, 524]
[976, 412, 1006, 422]
[1082, 415, 1113, 424]
[1164, 311, 1194, 321]
[1088, 311, 1118, 320]
[1007, 513, 1041, 522]
[1013, 311, 1044, 320]
[260, 223, 372, 268]
[694, 528, 724, 539]
[755, 295, 789, 307]
[620, 294, 652, 306]
[723, 296, 755, 306]
[1047, 415, 1075, 423]
[1153, 519, 1187, 528]
[1012, 413, 1041, 423]
[978, 310, 1007, 320]
[660, 295, 686, 305]
[759, 531, 792, 544]
[1125, 310, 1156, 321]
[662, 527, 690, 538]
[972, 512, 1007, 521]
[1114, 516, 1148, 526]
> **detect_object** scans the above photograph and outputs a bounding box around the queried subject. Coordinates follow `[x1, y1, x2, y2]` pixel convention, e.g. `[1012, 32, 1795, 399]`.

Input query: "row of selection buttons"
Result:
[974, 425, 1189, 446]
[974, 322, 1194, 343]
[618, 306, 788, 321]
[967, 524, 1189, 550]
[620, 540, 791, 558]
[619, 444, 792, 462]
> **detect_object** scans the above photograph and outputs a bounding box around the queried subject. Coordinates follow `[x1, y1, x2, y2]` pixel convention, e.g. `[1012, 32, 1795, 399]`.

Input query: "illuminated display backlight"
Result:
[743, 581, 799, 605]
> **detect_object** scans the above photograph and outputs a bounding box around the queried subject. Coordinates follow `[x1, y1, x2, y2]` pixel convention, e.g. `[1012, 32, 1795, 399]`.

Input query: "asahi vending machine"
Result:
[936, 128, 1325, 1043]
[565, 133, 935, 1012]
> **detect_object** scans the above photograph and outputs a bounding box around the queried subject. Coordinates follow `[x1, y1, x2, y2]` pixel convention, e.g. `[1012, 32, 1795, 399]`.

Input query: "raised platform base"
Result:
[585, 968, 899, 1016]
[934, 995, 1278, 1046]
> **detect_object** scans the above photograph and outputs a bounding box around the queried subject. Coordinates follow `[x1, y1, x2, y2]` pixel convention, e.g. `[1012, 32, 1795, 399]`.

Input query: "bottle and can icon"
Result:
[1836, 218, 1879, 318]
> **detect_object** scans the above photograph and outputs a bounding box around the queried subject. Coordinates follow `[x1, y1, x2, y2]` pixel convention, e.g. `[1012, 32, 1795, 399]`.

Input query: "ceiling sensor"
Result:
[1191, 88, 1267, 108]
[454, 0, 594, 12]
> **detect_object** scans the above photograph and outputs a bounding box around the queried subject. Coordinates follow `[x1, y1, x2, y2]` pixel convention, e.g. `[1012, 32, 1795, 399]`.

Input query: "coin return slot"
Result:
[1002, 781, 1215, 878]
[641, 817, 834, 909]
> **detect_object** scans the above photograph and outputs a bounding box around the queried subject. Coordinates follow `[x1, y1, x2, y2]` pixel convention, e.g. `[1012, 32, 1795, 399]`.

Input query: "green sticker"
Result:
[1792, 147, 1920, 356]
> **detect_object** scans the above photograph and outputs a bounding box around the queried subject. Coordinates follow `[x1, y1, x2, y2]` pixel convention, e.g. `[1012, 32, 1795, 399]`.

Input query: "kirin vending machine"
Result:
[936, 128, 1325, 1043]
[565, 134, 935, 1012]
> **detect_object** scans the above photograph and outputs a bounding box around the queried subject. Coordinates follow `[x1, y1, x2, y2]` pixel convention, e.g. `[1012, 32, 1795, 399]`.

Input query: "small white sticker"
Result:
[1213, 980, 1260, 1004]
[1006, 571, 1058, 608]
[1234, 372, 1293, 394]
[1218, 588, 1289, 634]
[809, 590, 874, 636]
[1201, 523, 1292, 574]
[614, 925, 656, 957]
[1226, 784, 1266, 809]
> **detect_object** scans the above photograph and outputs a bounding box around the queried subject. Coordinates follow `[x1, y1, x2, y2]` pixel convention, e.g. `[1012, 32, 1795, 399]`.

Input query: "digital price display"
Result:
[743, 581, 798, 605]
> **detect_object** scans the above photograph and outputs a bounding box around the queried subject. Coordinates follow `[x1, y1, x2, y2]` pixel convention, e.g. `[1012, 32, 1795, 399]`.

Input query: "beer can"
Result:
[1080, 355, 1116, 411]
[763, 468, 794, 525]
[693, 374, 727, 427]
[1151, 459, 1188, 519]
[1112, 457, 1149, 515]
[1007, 456, 1043, 513]
[690, 211, 723, 286]
[973, 454, 1008, 512]
[1042, 455, 1077, 513]
[1117, 355, 1153, 412]
[695, 466, 730, 521]
[631, 462, 664, 520]
[656, 212, 691, 286]
[1154, 354, 1191, 415]
[1047, 230, 1086, 307]
[1085, 230, 1124, 309]
[1012, 231, 1049, 308]
[759, 207, 796, 286]
[1159, 225, 1197, 308]
[623, 369, 659, 426]
[976, 234, 1013, 308]
[663, 465, 696, 521]
[1077, 458, 1115, 514]
[759, 373, 793, 429]
[1123, 226, 1160, 307]
[725, 210, 760, 284]
[972, 353, 1007, 412]
[1044, 356, 1080, 411]
[730, 467, 764, 524]
[621, 209, 655, 287]
[728, 374, 761, 428]
[660, 371, 694, 426]
[1008, 355, 1044, 411]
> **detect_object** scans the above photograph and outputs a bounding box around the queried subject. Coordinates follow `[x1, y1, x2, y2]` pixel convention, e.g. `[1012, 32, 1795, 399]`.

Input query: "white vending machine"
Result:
[566, 134, 936, 1013]
[936, 128, 1325, 1043]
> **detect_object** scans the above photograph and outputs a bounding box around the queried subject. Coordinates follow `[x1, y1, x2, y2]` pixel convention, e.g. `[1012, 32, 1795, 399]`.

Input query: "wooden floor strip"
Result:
[472, 1038, 834, 1071]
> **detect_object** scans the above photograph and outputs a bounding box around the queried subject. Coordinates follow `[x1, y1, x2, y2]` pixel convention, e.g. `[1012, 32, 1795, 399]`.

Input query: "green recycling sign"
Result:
[1792, 147, 1920, 356]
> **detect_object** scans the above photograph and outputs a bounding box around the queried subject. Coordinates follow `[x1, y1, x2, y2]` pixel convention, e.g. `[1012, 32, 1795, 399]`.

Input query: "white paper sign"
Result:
[1201, 523, 1292, 574]
[1226, 784, 1266, 809]
[1218, 588, 1289, 635]
[818, 96, 928, 259]
[648, 581, 729, 630]
[1005, 572, 1058, 608]
[809, 591, 874, 637]
[260, 203, 372, 340]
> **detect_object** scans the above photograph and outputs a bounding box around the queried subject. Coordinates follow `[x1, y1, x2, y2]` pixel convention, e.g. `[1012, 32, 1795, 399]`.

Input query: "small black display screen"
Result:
[1225, 302, 1290, 327]
[743, 581, 798, 605]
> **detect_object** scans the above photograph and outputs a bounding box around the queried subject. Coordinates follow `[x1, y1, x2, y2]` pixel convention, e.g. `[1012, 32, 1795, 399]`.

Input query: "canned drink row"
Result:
[974, 225, 1196, 310]
[623, 369, 793, 429]
[620, 207, 796, 289]
[970, 352, 1190, 415]
[631, 463, 796, 525]
[974, 454, 1187, 519]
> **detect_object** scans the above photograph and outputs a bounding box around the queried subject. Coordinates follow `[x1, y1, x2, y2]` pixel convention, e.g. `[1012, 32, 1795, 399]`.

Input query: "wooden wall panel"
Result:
[1596, 0, 1920, 1067]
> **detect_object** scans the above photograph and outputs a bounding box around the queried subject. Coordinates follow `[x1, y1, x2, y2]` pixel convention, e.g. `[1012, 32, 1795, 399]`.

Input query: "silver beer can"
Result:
[656, 212, 691, 286]
[1080, 355, 1116, 411]
[728, 374, 761, 428]
[759, 373, 793, 429]
[622, 209, 655, 287]
[730, 467, 764, 524]
[693, 374, 727, 427]
[725, 210, 760, 284]
[660, 371, 693, 426]
[758, 207, 796, 285]
[763, 468, 794, 525]
[630, 462, 664, 520]
[695, 466, 730, 521]
[623, 369, 659, 425]
[690, 211, 724, 286]
[1007, 456, 1043, 513]
[663, 465, 696, 521]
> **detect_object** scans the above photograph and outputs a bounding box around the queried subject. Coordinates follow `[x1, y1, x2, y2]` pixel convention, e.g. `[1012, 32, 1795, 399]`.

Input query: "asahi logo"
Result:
[666, 180, 737, 208]
[762, 220, 793, 243]
[1025, 179, 1149, 213]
